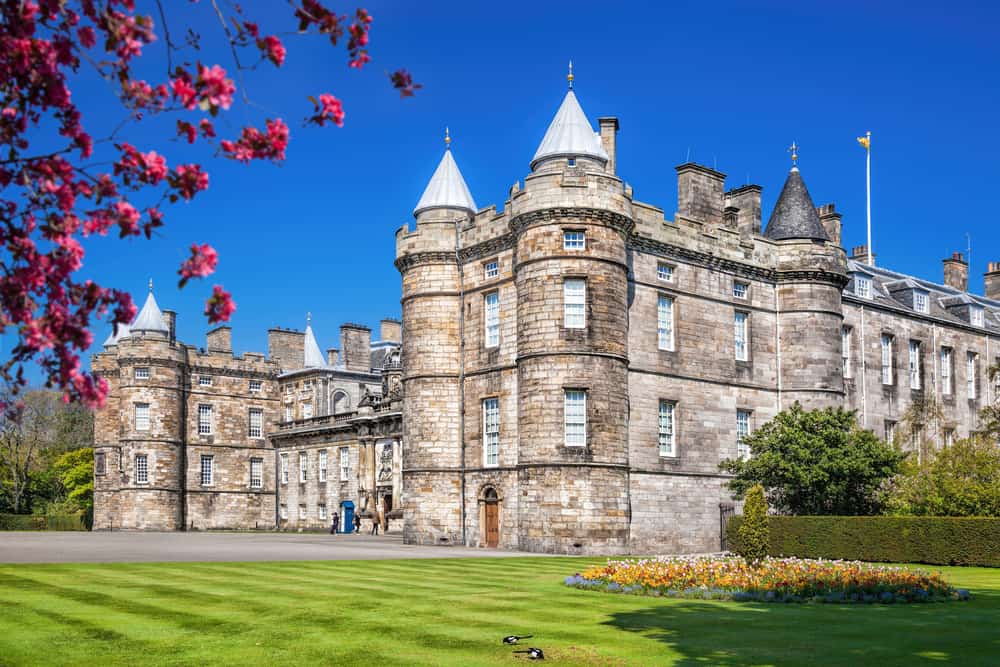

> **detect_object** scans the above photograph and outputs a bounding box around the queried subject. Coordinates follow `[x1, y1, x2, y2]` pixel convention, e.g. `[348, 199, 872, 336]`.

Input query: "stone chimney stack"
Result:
[676, 163, 725, 227]
[598, 117, 619, 175]
[268, 328, 305, 372]
[340, 324, 371, 372]
[943, 252, 969, 292]
[724, 185, 762, 236]
[850, 245, 875, 264]
[380, 318, 402, 344]
[816, 204, 842, 246]
[984, 262, 1000, 301]
[327, 348, 340, 367]
[206, 325, 232, 354]
[162, 309, 176, 344]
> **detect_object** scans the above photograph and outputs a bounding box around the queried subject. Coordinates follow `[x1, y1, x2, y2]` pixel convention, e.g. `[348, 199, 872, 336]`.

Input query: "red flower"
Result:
[178, 243, 219, 287]
[172, 164, 209, 200]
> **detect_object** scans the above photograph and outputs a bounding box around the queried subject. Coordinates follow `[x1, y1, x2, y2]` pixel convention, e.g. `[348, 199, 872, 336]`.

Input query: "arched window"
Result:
[332, 390, 351, 413]
[484, 487, 499, 502]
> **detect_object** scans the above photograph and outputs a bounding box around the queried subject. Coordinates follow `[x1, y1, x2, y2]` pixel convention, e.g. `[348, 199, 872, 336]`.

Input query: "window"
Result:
[299, 505, 307, 520]
[302, 403, 313, 419]
[733, 281, 749, 299]
[248, 408, 263, 439]
[318, 449, 328, 482]
[658, 400, 675, 457]
[200, 455, 214, 486]
[563, 279, 586, 329]
[734, 312, 749, 361]
[135, 454, 148, 484]
[884, 420, 897, 444]
[250, 458, 263, 489]
[943, 429, 955, 447]
[95, 452, 106, 475]
[340, 446, 350, 481]
[564, 390, 586, 447]
[483, 398, 499, 466]
[299, 451, 307, 483]
[484, 291, 500, 348]
[841, 326, 852, 378]
[854, 276, 872, 299]
[284, 406, 293, 423]
[567, 158, 576, 167]
[914, 291, 929, 314]
[657, 295, 674, 351]
[198, 375, 212, 387]
[197, 404, 212, 435]
[484, 260, 498, 279]
[280, 453, 289, 484]
[909, 341, 922, 390]
[881, 335, 894, 385]
[941, 348, 953, 395]
[280, 504, 288, 520]
[249, 379, 262, 393]
[737, 410, 752, 458]
[971, 307, 985, 328]
[285, 384, 293, 396]
[319, 504, 327, 520]
[135, 403, 150, 431]
[134, 366, 150, 379]
[967, 352, 978, 400]
[563, 230, 585, 250]
[656, 262, 674, 282]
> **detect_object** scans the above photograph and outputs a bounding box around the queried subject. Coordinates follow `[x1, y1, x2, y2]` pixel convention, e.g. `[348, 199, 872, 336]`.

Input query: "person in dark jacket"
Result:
[353, 514, 361, 533]
[330, 512, 340, 535]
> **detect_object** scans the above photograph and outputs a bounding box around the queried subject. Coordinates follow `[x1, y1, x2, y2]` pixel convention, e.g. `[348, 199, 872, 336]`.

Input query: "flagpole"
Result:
[865, 131, 872, 265]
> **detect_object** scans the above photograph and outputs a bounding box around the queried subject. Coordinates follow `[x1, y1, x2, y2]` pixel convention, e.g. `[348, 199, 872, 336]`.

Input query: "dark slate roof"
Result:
[764, 167, 830, 241]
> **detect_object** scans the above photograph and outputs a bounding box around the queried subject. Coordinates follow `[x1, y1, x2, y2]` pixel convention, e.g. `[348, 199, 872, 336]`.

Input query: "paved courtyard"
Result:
[0, 531, 547, 564]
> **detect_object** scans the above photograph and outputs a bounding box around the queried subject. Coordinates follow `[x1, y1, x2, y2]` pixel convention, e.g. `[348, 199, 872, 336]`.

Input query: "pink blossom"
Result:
[205, 285, 236, 323]
[260, 35, 286, 67]
[171, 76, 198, 110]
[178, 243, 218, 287]
[172, 164, 209, 200]
[197, 64, 235, 111]
[309, 93, 345, 127]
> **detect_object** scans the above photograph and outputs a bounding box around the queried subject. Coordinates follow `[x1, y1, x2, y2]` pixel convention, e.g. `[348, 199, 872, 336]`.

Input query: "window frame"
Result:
[563, 230, 585, 251]
[197, 403, 213, 436]
[658, 400, 676, 458]
[841, 326, 852, 378]
[135, 454, 149, 484]
[248, 408, 263, 439]
[249, 379, 262, 393]
[134, 402, 150, 432]
[95, 452, 106, 476]
[564, 390, 587, 448]
[484, 259, 499, 280]
[134, 366, 150, 380]
[733, 281, 749, 300]
[881, 334, 894, 385]
[854, 275, 872, 299]
[656, 262, 675, 283]
[250, 457, 263, 489]
[484, 291, 500, 348]
[299, 504, 307, 520]
[198, 375, 212, 387]
[909, 340, 922, 390]
[301, 403, 313, 420]
[734, 311, 749, 362]
[284, 406, 293, 423]
[736, 409, 752, 459]
[657, 294, 675, 352]
[914, 290, 929, 314]
[483, 397, 500, 467]
[200, 454, 214, 486]
[563, 278, 586, 329]
[299, 451, 307, 483]
[318, 449, 328, 483]
[280, 453, 289, 485]
[940, 347, 953, 395]
[971, 306, 985, 328]
[967, 352, 978, 400]
[340, 446, 350, 482]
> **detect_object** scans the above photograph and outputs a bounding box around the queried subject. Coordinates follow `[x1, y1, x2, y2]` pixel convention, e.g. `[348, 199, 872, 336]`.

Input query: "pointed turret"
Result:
[413, 129, 477, 218]
[131, 279, 169, 334]
[530, 66, 608, 170]
[303, 313, 326, 368]
[764, 166, 830, 242]
[102, 321, 131, 347]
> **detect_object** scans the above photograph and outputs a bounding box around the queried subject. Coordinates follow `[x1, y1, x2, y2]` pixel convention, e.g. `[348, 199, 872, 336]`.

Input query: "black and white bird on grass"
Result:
[502, 635, 533, 645]
[512, 647, 545, 660]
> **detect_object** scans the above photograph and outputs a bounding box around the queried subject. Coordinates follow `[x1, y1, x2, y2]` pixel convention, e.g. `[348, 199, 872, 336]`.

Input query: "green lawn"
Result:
[0, 558, 998, 666]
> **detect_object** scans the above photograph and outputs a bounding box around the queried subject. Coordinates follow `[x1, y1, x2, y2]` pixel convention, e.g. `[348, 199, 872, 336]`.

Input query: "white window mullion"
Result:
[658, 400, 675, 457]
[564, 279, 586, 329]
[734, 312, 748, 361]
[657, 295, 674, 351]
[564, 390, 586, 447]
[483, 398, 499, 466]
[484, 292, 500, 348]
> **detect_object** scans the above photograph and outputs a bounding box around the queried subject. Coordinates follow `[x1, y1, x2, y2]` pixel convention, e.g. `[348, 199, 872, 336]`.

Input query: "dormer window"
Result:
[971, 306, 985, 327]
[854, 276, 872, 299]
[914, 290, 929, 314]
[563, 230, 585, 250]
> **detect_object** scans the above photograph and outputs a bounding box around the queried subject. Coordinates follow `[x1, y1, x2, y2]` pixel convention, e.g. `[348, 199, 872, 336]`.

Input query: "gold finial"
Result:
[787, 141, 799, 167]
[567, 60, 574, 90]
[444, 126, 451, 149]
[148, 278, 153, 293]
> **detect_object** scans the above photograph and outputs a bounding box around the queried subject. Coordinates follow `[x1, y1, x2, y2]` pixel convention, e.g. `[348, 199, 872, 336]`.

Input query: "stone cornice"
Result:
[776, 269, 850, 289]
[509, 207, 635, 238]
[394, 251, 456, 273]
[628, 235, 777, 282]
[458, 232, 516, 264]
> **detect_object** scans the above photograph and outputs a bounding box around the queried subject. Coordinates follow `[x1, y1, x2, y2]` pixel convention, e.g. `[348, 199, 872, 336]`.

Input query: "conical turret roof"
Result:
[102, 321, 131, 347]
[303, 315, 326, 368]
[764, 167, 830, 241]
[413, 147, 477, 217]
[131, 283, 169, 334]
[531, 90, 608, 170]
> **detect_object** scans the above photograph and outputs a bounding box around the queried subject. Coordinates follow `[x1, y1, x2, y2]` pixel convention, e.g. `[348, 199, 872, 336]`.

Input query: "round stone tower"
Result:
[764, 164, 849, 410]
[510, 83, 633, 554]
[395, 140, 477, 545]
[109, 283, 187, 530]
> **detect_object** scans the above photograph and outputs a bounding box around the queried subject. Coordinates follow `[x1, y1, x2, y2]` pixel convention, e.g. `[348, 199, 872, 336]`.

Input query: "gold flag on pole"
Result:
[857, 135, 870, 151]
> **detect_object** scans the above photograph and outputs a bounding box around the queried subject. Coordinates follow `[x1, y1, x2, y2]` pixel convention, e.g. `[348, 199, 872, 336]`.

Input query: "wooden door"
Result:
[485, 502, 499, 548]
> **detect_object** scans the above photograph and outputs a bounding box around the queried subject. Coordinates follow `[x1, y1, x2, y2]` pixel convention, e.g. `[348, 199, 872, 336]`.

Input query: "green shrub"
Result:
[0, 513, 87, 531]
[728, 515, 1000, 567]
[736, 484, 769, 566]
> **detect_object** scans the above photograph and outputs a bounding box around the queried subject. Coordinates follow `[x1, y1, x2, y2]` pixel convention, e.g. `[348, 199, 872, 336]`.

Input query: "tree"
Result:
[720, 403, 906, 515]
[886, 435, 1000, 517]
[53, 446, 94, 512]
[0, 2, 419, 410]
[736, 484, 769, 565]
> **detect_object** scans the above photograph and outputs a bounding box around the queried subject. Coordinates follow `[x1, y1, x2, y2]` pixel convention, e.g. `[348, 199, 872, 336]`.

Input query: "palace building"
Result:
[93, 75, 1000, 554]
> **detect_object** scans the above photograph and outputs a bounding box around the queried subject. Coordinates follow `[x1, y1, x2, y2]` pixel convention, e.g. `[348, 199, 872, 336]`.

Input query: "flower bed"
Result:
[565, 556, 970, 604]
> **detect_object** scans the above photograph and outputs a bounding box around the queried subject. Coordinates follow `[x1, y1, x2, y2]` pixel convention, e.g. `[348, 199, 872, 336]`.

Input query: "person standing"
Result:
[330, 511, 340, 535]
[370, 512, 379, 535]
[353, 513, 361, 534]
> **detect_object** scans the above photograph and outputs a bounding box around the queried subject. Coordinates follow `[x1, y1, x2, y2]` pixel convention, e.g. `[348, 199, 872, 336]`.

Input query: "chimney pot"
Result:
[598, 117, 619, 175]
[943, 252, 969, 292]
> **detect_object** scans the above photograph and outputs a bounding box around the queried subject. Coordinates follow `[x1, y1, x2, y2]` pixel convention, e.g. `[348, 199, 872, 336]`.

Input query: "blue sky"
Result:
[8, 0, 1000, 376]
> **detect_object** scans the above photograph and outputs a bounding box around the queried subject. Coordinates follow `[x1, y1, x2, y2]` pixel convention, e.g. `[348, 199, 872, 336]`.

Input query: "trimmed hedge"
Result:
[727, 516, 1000, 568]
[0, 513, 88, 531]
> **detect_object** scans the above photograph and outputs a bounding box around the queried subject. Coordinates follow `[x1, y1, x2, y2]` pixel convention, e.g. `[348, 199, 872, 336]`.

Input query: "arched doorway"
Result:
[483, 487, 500, 548]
